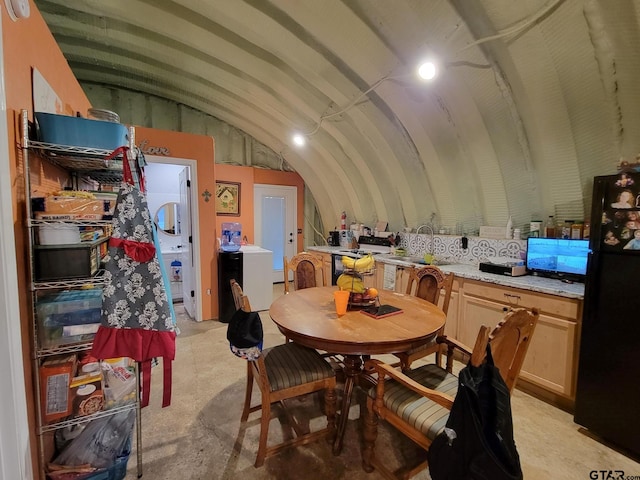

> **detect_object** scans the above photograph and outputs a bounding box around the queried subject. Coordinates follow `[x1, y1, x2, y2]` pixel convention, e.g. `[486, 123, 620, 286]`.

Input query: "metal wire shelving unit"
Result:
[20, 110, 143, 479]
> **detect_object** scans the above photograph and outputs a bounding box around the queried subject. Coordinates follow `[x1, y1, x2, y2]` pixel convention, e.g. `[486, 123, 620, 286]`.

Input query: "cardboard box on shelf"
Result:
[102, 358, 137, 410]
[39, 354, 77, 424]
[69, 372, 104, 417]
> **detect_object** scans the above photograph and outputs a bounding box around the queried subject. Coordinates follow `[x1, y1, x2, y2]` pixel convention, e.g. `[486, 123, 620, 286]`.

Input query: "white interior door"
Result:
[146, 155, 202, 322]
[254, 185, 297, 283]
[179, 167, 196, 318]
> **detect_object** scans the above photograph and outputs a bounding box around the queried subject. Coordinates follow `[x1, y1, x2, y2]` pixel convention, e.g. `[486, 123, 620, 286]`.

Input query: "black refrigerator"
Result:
[574, 172, 640, 458]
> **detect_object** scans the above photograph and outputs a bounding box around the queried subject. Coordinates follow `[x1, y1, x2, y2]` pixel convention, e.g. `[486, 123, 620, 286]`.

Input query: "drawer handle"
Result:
[503, 293, 521, 306]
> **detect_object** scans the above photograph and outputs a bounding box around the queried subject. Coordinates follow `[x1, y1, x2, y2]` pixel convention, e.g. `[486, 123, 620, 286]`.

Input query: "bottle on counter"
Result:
[529, 220, 542, 237]
[571, 221, 584, 239]
[561, 220, 573, 239]
[583, 220, 590, 239]
[544, 216, 556, 238]
[506, 216, 513, 239]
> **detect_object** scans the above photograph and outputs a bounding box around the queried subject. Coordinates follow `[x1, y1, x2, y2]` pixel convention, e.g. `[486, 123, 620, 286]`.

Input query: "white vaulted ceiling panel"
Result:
[32, 0, 640, 235]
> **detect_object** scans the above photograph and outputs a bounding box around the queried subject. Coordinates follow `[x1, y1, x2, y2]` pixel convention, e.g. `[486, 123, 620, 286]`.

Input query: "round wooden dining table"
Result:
[269, 285, 446, 455]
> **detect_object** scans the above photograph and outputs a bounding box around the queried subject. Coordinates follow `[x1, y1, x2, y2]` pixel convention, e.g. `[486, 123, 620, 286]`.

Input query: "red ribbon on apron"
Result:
[109, 237, 156, 263]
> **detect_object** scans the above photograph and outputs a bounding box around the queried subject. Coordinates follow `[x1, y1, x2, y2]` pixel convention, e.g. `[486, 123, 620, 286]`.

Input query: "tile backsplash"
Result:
[398, 233, 526, 265]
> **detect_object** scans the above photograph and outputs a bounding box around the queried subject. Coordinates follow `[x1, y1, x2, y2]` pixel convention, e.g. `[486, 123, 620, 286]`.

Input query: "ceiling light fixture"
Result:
[291, 133, 306, 147]
[290, 58, 441, 146]
[417, 61, 437, 81]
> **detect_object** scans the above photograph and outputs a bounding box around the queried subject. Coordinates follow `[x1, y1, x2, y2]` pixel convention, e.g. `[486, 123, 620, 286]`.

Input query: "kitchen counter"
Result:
[306, 245, 585, 300]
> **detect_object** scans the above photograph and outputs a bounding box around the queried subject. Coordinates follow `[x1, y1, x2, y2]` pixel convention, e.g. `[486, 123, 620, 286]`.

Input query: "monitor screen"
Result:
[526, 238, 591, 279]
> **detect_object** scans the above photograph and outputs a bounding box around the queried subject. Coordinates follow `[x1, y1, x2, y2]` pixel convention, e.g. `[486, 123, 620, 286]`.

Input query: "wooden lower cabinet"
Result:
[373, 263, 411, 293]
[457, 280, 581, 407]
[443, 288, 459, 337]
[316, 251, 332, 287]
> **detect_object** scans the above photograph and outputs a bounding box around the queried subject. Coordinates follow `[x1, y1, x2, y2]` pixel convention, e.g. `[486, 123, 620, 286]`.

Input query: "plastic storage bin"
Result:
[35, 112, 129, 151]
[37, 288, 103, 348]
[36, 288, 103, 324]
[220, 222, 242, 252]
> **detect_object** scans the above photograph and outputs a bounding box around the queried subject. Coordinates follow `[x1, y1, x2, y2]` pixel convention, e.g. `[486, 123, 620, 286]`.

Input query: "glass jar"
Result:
[561, 220, 573, 239]
[544, 216, 555, 238]
[529, 220, 542, 237]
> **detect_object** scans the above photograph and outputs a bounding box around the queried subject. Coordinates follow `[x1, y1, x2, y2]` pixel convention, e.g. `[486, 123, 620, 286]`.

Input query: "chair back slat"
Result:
[230, 278, 252, 312]
[283, 252, 325, 293]
[473, 307, 539, 392]
[405, 265, 454, 315]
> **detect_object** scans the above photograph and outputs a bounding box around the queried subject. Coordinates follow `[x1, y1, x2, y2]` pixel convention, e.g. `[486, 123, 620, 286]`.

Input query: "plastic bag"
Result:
[51, 410, 134, 469]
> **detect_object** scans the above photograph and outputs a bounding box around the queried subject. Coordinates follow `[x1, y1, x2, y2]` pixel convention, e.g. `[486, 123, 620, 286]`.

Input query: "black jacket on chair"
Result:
[428, 345, 523, 480]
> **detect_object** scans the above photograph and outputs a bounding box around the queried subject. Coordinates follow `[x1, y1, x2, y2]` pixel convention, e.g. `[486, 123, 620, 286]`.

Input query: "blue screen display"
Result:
[526, 238, 591, 276]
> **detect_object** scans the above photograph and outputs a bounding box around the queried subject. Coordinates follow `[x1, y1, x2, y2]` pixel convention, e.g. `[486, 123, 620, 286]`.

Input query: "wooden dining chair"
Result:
[283, 252, 325, 293]
[229, 279, 338, 467]
[362, 307, 539, 479]
[393, 265, 455, 371]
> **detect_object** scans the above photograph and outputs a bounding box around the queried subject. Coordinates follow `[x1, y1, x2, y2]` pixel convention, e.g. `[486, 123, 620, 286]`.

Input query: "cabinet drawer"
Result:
[463, 280, 579, 320]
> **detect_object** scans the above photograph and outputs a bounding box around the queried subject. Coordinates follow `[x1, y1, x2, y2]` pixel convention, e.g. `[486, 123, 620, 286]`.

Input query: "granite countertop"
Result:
[306, 246, 585, 300]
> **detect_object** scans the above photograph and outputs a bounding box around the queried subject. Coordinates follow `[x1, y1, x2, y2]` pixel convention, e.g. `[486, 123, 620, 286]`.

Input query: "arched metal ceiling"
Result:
[34, 0, 640, 233]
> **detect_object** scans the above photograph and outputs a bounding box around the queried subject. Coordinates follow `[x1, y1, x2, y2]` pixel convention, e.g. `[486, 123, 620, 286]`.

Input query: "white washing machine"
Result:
[240, 245, 273, 311]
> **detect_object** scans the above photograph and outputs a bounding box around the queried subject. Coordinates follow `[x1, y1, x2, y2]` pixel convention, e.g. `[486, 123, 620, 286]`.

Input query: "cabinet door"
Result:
[363, 268, 377, 289]
[318, 252, 332, 286]
[375, 262, 385, 290]
[443, 290, 459, 337]
[459, 293, 505, 347]
[459, 292, 578, 398]
[518, 314, 577, 397]
[395, 266, 410, 293]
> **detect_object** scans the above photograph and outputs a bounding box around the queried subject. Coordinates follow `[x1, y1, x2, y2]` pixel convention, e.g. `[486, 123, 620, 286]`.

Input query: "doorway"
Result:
[145, 156, 202, 321]
[253, 185, 297, 283]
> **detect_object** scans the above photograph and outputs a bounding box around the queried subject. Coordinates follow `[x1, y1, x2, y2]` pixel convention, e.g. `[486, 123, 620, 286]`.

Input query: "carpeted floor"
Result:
[125, 285, 640, 479]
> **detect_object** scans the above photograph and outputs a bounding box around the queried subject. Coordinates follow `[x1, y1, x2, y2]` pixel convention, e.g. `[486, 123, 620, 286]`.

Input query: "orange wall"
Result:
[215, 164, 256, 242]
[215, 165, 305, 249]
[135, 127, 217, 321]
[3, 2, 93, 475]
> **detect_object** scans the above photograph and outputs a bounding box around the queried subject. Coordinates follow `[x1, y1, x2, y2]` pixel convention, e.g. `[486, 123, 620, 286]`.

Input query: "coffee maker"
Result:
[327, 231, 340, 246]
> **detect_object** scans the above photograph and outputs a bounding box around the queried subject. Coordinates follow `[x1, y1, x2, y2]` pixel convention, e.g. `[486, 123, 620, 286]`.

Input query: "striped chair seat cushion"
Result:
[263, 343, 335, 391]
[369, 364, 459, 440]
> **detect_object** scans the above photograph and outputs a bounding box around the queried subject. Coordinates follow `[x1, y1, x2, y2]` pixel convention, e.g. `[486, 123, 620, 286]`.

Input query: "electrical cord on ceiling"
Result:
[455, 0, 565, 54]
[297, 0, 564, 139]
[302, 73, 406, 137]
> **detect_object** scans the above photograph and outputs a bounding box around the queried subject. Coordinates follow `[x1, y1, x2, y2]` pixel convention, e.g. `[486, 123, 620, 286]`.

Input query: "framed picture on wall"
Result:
[215, 181, 241, 215]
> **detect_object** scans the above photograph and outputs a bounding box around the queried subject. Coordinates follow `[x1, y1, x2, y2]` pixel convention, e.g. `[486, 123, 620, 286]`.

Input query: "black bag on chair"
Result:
[428, 344, 523, 480]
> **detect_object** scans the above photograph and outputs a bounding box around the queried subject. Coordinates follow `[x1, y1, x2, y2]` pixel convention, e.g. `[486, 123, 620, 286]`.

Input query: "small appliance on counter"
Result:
[478, 256, 527, 277]
[327, 231, 340, 246]
[479, 262, 527, 277]
[339, 230, 354, 248]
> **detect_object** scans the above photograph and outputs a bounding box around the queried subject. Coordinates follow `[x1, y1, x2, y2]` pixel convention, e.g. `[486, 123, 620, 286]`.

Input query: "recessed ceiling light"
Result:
[417, 61, 437, 81]
[292, 133, 306, 147]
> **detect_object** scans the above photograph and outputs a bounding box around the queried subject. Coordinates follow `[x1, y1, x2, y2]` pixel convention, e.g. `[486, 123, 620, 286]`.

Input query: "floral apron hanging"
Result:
[92, 147, 176, 408]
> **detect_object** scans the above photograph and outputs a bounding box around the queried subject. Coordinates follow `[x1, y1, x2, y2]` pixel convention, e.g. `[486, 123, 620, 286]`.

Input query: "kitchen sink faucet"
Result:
[415, 223, 435, 255]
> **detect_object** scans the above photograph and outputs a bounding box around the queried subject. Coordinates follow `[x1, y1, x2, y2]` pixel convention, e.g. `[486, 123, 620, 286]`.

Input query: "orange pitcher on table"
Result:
[334, 290, 350, 317]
